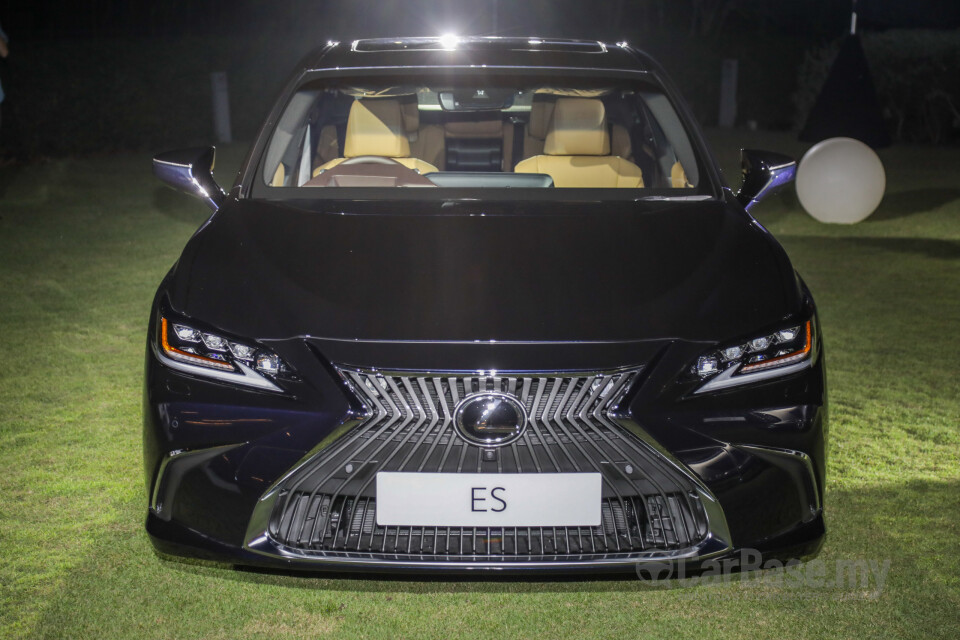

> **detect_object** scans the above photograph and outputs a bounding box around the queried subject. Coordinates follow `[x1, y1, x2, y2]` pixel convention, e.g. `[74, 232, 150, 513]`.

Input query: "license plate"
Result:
[375, 472, 601, 527]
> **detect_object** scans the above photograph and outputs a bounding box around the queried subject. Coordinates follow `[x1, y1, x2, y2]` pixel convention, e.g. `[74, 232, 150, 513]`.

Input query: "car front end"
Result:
[144, 37, 826, 575]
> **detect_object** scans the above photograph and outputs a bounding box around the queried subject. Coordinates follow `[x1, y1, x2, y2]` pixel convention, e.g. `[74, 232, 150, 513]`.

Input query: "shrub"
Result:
[795, 30, 960, 144]
[0, 36, 305, 157]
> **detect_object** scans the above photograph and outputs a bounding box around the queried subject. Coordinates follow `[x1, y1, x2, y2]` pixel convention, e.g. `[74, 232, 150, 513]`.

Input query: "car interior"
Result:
[263, 84, 699, 190]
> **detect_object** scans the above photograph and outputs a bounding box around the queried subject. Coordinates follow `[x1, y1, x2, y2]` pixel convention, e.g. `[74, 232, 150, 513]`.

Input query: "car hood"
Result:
[167, 197, 800, 346]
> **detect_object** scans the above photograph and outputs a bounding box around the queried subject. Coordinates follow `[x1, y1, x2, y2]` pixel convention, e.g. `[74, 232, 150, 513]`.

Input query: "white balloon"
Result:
[796, 137, 886, 224]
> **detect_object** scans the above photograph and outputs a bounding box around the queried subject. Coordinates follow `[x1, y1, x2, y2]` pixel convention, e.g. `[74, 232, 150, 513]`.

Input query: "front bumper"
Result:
[146, 511, 824, 575]
[143, 333, 826, 575]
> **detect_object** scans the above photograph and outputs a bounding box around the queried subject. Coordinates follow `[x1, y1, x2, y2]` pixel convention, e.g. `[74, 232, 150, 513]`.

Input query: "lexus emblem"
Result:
[453, 392, 528, 447]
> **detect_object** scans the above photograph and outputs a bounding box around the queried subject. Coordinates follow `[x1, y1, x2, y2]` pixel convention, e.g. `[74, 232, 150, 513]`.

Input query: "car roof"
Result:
[305, 36, 654, 73]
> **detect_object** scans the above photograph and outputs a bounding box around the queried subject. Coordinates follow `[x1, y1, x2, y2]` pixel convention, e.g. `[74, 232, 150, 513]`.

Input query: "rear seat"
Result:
[403, 101, 445, 171]
[504, 97, 634, 170]
[510, 98, 553, 166]
[444, 117, 505, 172]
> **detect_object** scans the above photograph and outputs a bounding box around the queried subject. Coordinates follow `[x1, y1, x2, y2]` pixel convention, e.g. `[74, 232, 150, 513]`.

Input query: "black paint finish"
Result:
[168, 198, 799, 346]
[144, 37, 827, 574]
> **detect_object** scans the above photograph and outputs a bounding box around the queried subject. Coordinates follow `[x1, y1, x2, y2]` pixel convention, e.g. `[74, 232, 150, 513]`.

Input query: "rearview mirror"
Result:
[152, 146, 225, 212]
[736, 149, 796, 212]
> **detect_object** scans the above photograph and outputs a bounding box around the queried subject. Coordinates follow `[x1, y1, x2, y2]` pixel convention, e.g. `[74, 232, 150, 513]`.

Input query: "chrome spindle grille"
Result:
[268, 369, 708, 561]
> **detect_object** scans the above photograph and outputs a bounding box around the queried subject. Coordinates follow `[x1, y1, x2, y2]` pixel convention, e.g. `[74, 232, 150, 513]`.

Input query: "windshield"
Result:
[258, 74, 706, 197]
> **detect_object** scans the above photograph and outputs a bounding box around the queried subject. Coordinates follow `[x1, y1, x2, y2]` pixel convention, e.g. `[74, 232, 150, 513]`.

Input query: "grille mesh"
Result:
[269, 369, 708, 561]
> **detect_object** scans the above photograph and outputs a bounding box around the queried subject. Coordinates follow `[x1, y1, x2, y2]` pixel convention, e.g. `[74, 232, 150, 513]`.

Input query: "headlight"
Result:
[153, 312, 292, 392]
[693, 319, 814, 394]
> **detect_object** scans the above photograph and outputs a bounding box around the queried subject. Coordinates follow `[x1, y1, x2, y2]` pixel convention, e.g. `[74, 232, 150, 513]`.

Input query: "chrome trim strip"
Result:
[348, 37, 609, 55]
[150, 449, 185, 513]
[151, 444, 238, 519]
[151, 342, 282, 392]
[243, 367, 734, 565]
[695, 357, 813, 394]
[737, 444, 821, 514]
[305, 64, 651, 77]
[610, 416, 733, 554]
[308, 336, 661, 344]
[638, 195, 713, 201]
[152, 147, 225, 212]
[243, 534, 732, 571]
[331, 364, 646, 376]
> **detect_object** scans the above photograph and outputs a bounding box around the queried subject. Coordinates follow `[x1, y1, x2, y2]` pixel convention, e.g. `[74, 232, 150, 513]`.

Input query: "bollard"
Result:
[211, 72, 232, 144]
[718, 59, 738, 128]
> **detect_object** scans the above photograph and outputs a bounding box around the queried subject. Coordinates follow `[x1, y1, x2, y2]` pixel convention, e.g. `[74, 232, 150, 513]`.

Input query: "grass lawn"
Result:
[0, 130, 958, 639]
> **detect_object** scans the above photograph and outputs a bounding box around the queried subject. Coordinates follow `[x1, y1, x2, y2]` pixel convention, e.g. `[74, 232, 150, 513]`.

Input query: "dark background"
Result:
[0, 0, 958, 156]
[5, 0, 959, 39]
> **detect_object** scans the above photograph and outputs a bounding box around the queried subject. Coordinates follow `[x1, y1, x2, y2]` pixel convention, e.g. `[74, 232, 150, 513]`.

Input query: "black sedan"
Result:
[145, 36, 826, 574]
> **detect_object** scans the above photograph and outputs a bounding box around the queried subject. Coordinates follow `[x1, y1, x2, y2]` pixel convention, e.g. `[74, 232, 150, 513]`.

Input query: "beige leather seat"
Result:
[315, 100, 444, 170]
[671, 162, 692, 188]
[523, 98, 554, 160]
[402, 101, 445, 170]
[502, 98, 554, 169]
[514, 98, 644, 188]
[506, 97, 634, 169]
[315, 125, 340, 167]
[314, 99, 439, 175]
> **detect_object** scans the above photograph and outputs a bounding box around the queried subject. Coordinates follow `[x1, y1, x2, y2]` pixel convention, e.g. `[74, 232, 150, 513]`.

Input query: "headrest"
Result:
[344, 99, 411, 158]
[528, 98, 555, 140]
[544, 98, 610, 156]
[399, 100, 419, 133]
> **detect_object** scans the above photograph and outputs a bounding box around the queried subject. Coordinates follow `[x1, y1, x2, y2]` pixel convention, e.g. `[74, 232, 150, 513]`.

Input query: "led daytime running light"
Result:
[738, 321, 811, 374]
[161, 317, 235, 371]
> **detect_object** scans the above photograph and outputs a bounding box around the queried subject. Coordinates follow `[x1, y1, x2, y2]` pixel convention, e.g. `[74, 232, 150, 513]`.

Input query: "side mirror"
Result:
[152, 146, 226, 212]
[736, 149, 796, 212]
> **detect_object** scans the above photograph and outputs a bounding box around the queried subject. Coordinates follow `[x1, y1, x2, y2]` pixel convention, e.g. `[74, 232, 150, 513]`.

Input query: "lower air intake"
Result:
[273, 491, 701, 558]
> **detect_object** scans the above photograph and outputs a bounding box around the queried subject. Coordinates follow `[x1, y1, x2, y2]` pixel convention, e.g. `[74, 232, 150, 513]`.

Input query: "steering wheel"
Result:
[306, 155, 436, 188]
[340, 155, 403, 166]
